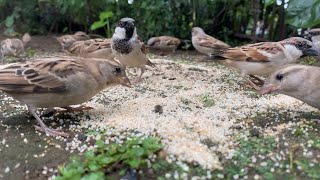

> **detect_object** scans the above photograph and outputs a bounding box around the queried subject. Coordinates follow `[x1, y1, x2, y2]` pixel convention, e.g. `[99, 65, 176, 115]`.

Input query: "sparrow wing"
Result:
[147, 37, 160, 46]
[214, 42, 281, 62]
[69, 38, 112, 55]
[138, 37, 148, 54]
[197, 35, 230, 49]
[0, 57, 86, 93]
[161, 36, 180, 46]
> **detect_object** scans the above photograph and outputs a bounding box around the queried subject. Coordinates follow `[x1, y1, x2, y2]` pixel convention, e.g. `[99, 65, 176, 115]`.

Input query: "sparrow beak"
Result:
[118, 76, 131, 88]
[259, 84, 279, 95]
[303, 47, 320, 56]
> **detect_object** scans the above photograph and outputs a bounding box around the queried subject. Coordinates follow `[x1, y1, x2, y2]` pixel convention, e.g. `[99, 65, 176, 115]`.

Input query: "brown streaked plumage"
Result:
[68, 38, 114, 59]
[192, 27, 230, 56]
[211, 37, 319, 89]
[260, 64, 320, 109]
[56, 31, 90, 51]
[0, 56, 130, 136]
[147, 36, 181, 54]
[0, 33, 32, 64]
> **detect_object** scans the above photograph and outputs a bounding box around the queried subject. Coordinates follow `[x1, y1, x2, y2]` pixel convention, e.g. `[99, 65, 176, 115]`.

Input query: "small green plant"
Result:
[223, 136, 277, 179]
[200, 94, 215, 107]
[56, 136, 163, 179]
[300, 57, 318, 66]
[295, 159, 320, 179]
[25, 47, 36, 57]
[90, 11, 113, 38]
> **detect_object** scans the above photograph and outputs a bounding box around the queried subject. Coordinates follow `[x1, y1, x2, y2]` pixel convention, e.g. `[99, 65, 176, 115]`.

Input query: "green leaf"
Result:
[99, 157, 115, 165]
[5, 15, 14, 28]
[126, 158, 142, 169]
[88, 162, 100, 171]
[85, 151, 95, 159]
[95, 139, 105, 148]
[99, 11, 113, 20]
[264, 0, 275, 7]
[82, 172, 105, 180]
[286, 0, 320, 28]
[90, 21, 108, 30]
[131, 147, 145, 156]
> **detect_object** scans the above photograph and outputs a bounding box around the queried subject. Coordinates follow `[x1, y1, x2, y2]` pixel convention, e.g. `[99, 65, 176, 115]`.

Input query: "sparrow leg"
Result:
[134, 67, 145, 83]
[28, 106, 69, 137]
[249, 75, 265, 86]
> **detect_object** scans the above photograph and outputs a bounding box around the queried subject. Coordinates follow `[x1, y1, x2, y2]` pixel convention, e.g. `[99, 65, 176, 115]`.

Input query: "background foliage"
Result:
[0, 0, 319, 46]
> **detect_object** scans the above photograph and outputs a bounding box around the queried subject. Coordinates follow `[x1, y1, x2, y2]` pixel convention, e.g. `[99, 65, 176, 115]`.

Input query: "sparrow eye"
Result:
[117, 21, 125, 28]
[115, 67, 121, 74]
[297, 43, 305, 48]
[276, 74, 284, 81]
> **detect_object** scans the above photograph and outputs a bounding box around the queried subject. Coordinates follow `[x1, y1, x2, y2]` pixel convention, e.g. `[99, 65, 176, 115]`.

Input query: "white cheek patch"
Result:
[113, 27, 126, 39]
[283, 44, 303, 61]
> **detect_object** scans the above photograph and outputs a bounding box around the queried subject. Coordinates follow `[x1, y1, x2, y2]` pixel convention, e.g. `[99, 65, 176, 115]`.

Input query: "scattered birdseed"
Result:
[55, 58, 317, 170]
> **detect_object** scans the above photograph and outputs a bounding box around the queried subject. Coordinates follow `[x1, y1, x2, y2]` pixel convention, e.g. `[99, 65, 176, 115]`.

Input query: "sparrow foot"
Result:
[249, 75, 265, 86]
[35, 125, 69, 137]
[28, 106, 69, 137]
[244, 77, 262, 91]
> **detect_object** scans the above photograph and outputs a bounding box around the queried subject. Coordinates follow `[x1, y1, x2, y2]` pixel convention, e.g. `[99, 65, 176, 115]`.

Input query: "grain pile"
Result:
[67, 58, 317, 170]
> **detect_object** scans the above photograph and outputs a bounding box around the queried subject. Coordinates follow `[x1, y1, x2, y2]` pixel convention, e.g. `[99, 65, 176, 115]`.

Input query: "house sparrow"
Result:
[192, 27, 230, 56]
[68, 38, 114, 59]
[308, 28, 320, 51]
[0, 56, 130, 137]
[56, 31, 90, 51]
[260, 64, 320, 109]
[0, 33, 31, 64]
[211, 37, 320, 86]
[147, 36, 181, 55]
[111, 17, 155, 82]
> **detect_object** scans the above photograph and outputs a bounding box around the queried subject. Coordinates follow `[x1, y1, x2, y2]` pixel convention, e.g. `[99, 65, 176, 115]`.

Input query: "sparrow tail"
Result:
[22, 33, 31, 47]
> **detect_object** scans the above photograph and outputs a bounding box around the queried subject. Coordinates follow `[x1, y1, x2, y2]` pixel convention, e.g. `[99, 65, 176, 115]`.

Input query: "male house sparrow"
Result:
[68, 38, 114, 59]
[56, 31, 90, 51]
[260, 64, 320, 109]
[111, 17, 154, 82]
[1, 33, 31, 64]
[147, 36, 181, 55]
[211, 37, 319, 86]
[0, 56, 130, 137]
[192, 27, 230, 56]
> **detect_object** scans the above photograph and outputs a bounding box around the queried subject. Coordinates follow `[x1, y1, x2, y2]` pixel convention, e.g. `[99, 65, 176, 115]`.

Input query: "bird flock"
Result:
[0, 17, 319, 137]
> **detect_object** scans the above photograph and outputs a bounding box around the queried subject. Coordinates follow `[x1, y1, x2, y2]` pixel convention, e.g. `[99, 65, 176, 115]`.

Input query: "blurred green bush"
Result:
[0, 0, 319, 46]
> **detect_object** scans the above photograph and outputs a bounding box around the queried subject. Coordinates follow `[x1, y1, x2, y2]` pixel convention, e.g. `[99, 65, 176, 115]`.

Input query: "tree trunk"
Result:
[276, 0, 286, 40]
[268, 3, 277, 40]
[251, 0, 260, 42]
